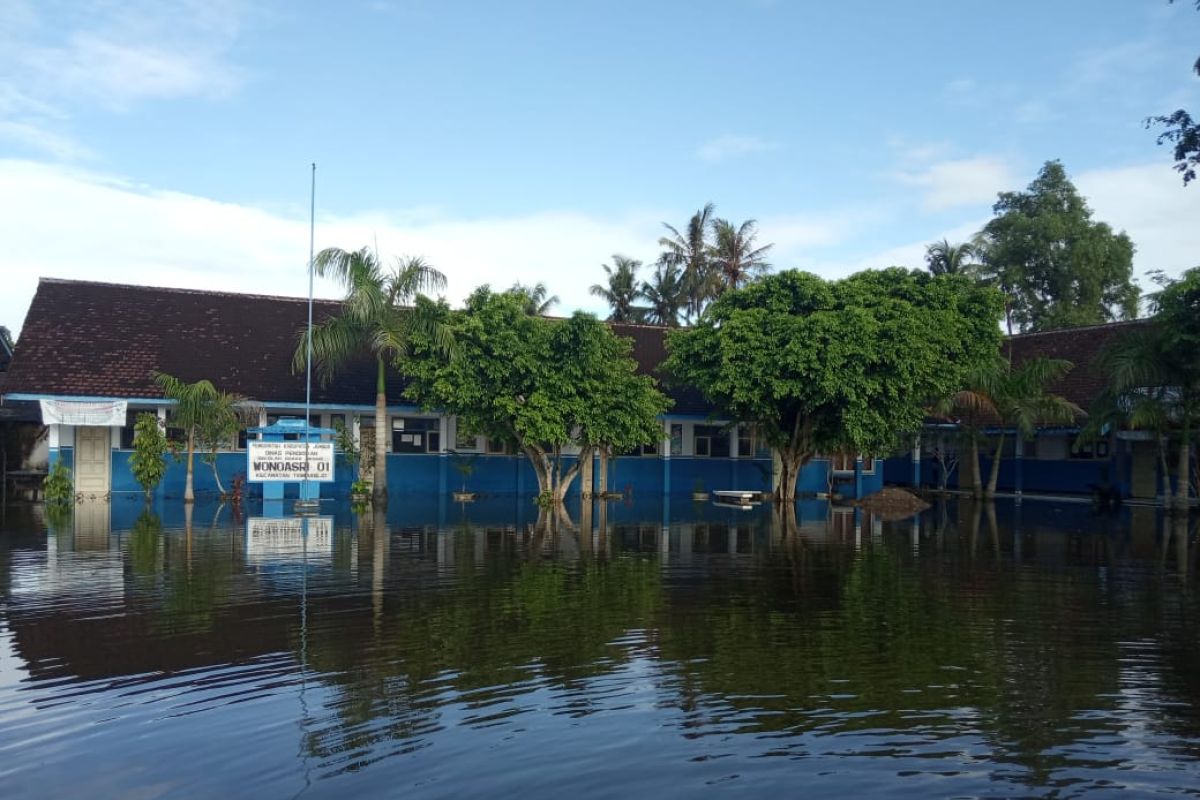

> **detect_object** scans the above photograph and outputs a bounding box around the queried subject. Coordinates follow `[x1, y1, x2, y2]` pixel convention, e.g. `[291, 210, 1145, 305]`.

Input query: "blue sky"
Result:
[2, 0, 1199, 335]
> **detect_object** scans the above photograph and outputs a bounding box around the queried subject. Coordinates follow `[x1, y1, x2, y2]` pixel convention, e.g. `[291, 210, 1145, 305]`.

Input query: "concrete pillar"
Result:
[854, 455, 863, 499]
[911, 435, 921, 488]
[1014, 437, 1025, 500]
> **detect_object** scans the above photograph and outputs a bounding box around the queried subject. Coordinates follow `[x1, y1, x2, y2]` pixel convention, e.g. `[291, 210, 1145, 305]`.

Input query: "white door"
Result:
[75, 427, 111, 494]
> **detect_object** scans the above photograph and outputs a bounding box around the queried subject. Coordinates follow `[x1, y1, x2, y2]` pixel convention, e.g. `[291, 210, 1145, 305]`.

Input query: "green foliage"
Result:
[332, 417, 360, 467]
[666, 268, 1004, 499]
[293, 245, 449, 504]
[350, 478, 372, 496]
[980, 161, 1139, 333]
[709, 217, 772, 293]
[589, 255, 645, 323]
[155, 372, 257, 499]
[925, 238, 982, 277]
[658, 202, 717, 323]
[1146, 1, 1200, 185]
[403, 288, 670, 499]
[640, 263, 686, 327]
[129, 412, 168, 498]
[0, 325, 13, 353]
[43, 461, 73, 504]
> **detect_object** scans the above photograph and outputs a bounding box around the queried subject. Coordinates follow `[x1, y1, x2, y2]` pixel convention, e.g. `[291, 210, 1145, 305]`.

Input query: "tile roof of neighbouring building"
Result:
[3, 278, 710, 414]
[1003, 319, 1152, 412]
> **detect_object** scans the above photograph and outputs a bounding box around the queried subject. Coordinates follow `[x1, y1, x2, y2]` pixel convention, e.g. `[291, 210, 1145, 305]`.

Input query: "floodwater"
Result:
[0, 496, 1197, 799]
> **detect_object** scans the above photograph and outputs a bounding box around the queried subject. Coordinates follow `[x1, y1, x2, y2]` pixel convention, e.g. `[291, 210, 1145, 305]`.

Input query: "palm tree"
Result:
[940, 356, 1081, 497]
[925, 238, 981, 276]
[640, 263, 686, 327]
[294, 246, 448, 507]
[195, 392, 260, 496]
[509, 282, 559, 315]
[155, 373, 254, 503]
[659, 202, 716, 323]
[709, 218, 773, 293]
[1088, 322, 1198, 510]
[590, 255, 644, 323]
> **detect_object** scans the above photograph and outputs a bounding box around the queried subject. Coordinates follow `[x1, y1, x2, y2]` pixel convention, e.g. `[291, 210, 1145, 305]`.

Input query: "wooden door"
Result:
[75, 427, 110, 494]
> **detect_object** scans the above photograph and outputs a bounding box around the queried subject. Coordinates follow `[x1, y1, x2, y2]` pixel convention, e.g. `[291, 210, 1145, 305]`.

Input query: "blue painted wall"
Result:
[51, 447, 884, 499]
[884, 454, 1125, 496]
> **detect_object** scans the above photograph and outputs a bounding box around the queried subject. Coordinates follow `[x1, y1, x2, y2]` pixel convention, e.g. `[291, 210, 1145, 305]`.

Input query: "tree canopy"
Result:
[666, 269, 1004, 501]
[1147, 0, 1200, 185]
[403, 288, 670, 502]
[979, 161, 1139, 333]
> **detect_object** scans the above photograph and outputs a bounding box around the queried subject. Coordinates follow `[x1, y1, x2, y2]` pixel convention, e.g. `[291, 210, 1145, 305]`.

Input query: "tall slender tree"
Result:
[925, 238, 981, 276]
[509, 281, 559, 315]
[589, 255, 644, 323]
[709, 218, 773, 293]
[154, 373, 254, 503]
[294, 247, 449, 507]
[640, 263, 686, 327]
[658, 203, 716, 323]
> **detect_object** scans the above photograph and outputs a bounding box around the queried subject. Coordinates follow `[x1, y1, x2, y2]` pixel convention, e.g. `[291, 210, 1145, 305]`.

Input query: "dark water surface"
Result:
[1, 497, 1198, 799]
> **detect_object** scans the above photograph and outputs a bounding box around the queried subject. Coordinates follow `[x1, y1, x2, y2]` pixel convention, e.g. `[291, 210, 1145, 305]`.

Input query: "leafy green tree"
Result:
[195, 394, 259, 497]
[294, 246, 449, 507]
[1087, 267, 1200, 510]
[589, 255, 645, 323]
[925, 237, 982, 276]
[0, 325, 13, 354]
[667, 269, 1004, 501]
[640, 263, 686, 327]
[942, 356, 1081, 497]
[129, 412, 169, 500]
[404, 288, 669, 503]
[709, 218, 772, 293]
[980, 161, 1139, 333]
[1147, 0, 1200, 185]
[509, 281, 559, 315]
[154, 373, 222, 503]
[658, 202, 716, 323]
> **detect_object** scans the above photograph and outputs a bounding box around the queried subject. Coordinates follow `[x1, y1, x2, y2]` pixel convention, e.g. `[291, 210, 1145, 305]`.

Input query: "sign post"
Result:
[247, 417, 337, 514]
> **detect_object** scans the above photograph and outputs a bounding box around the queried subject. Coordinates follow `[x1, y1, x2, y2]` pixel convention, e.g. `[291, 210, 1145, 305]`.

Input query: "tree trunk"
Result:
[373, 357, 388, 507]
[524, 443, 583, 502]
[184, 430, 195, 503]
[1159, 435, 1173, 507]
[1176, 435, 1191, 512]
[970, 436, 982, 498]
[772, 447, 805, 503]
[985, 433, 1004, 497]
[579, 446, 594, 498]
[598, 447, 609, 496]
[210, 449, 226, 496]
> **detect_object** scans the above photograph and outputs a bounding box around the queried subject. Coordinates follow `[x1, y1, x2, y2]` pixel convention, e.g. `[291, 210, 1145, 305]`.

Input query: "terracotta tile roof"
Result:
[1003, 319, 1150, 411]
[3, 278, 705, 413]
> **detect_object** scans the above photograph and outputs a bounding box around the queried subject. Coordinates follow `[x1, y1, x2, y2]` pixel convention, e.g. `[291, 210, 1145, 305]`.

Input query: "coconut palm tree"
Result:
[940, 356, 1081, 497]
[195, 392, 260, 496]
[589, 255, 644, 323]
[1088, 320, 1198, 510]
[925, 238, 982, 276]
[293, 246, 448, 507]
[509, 281, 559, 315]
[658, 202, 716, 323]
[640, 263, 686, 327]
[709, 218, 773, 293]
[154, 373, 255, 503]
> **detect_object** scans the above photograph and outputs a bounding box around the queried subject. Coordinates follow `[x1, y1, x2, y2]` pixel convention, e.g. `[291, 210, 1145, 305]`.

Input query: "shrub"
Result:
[129, 412, 168, 499]
[43, 461, 73, 504]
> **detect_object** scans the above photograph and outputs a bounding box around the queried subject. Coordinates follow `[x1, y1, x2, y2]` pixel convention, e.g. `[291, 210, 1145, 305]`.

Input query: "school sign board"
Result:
[247, 440, 335, 483]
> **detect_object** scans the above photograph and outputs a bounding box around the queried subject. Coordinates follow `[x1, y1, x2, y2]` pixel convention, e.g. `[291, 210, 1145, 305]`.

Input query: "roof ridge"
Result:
[39, 277, 343, 305]
[1005, 318, 1149, 340]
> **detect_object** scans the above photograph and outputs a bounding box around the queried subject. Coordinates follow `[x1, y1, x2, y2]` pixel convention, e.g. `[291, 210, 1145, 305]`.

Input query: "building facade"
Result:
[3, 278, 883, 500]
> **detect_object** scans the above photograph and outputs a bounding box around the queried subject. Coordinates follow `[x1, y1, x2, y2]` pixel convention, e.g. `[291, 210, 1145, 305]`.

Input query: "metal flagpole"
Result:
[301, 163, 316, 509]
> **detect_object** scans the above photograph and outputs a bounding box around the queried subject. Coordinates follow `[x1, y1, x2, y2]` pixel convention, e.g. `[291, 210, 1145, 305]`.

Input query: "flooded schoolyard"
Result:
[0, 496, 1197, 798]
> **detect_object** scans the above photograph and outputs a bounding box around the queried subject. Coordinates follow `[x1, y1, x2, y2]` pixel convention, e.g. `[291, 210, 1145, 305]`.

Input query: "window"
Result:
[120, 410, 140, 449]
[1072, 440, 1110, 460]
[640, 441, 659, 456]
[487, 437, 510, 455]
[670, 424, 683, 456]
[454, 424, 481, 452]
[693, 425, 730, 458]
[830, 453, 874, 473]
[392, 416, 440, 454]
[736, 426, 756, 458]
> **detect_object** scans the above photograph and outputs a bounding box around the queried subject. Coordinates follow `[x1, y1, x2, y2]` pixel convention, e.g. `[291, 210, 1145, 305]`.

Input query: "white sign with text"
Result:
[246, 516, 334, 561]
[247, 441, 335, 482]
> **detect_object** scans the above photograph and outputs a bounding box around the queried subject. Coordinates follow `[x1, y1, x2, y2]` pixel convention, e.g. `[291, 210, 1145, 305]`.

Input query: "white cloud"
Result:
[0, 0, 245, 157]
[894, 155, 1018, 212]
[695, 135, 780, 163]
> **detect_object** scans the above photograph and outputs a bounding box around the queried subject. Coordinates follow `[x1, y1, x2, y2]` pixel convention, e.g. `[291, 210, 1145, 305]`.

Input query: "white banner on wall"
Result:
[247, 440, 335, 482]
[40, 399, 127, 426]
